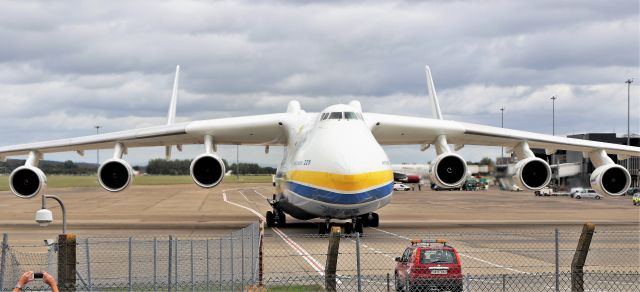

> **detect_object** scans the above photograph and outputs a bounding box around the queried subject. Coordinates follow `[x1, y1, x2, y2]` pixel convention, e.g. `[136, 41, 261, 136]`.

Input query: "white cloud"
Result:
[0, 0, 637, 166]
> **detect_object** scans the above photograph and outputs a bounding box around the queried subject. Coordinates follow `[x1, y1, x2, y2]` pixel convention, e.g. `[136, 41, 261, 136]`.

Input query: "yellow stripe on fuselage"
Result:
[287, 169, 393, 192]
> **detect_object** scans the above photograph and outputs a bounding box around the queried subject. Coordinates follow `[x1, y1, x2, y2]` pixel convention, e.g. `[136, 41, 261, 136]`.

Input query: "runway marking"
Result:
[370, 227, 528, 274]
[253, 189, 269, 200]
[222, 187, 326, 276]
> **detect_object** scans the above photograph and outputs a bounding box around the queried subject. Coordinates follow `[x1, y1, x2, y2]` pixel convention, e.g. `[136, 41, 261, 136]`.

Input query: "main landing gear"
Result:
[317, 212, 379, 235]
[266, 194, 286, 227]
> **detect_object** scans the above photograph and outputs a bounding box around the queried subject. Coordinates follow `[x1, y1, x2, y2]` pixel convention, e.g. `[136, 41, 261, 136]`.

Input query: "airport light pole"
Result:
[550, 96, 558, 136]
[500, 107, 505, 160]
[95, 125, 101, 166]
[626, 79, 634, 146]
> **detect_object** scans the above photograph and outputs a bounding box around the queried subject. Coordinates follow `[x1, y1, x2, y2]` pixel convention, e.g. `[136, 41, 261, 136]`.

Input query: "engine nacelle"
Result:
[98, 159, 133, 192]
[10, 166, 47, 198]
[190, 153, 226, 188]
[590, 164, 630, 196]
[513, 157, 551, 191]
[429, 153, 467, 188]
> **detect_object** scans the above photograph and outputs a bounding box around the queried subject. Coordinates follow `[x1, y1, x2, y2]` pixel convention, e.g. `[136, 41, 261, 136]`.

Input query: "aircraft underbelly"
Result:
[279, 184, 393, 220]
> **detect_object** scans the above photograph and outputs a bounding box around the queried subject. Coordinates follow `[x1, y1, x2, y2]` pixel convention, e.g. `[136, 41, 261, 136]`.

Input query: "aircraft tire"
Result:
[344, 223, 353, 234]
[276, 211, 286, 227]
[318, 223, 327, 235]
[370, 213, 380, 227]
[266, 211, 275, 227]
[355, 221, 364, 234]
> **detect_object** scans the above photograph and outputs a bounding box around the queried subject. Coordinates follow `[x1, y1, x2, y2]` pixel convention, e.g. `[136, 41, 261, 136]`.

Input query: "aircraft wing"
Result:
[366, 113, 640, 157]
[0, 114, 289, 159]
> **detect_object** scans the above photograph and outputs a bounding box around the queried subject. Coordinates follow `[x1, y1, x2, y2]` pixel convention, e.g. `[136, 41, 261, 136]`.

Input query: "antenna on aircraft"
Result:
[425, 65, 443, 120]
[167, 65, 180, 125]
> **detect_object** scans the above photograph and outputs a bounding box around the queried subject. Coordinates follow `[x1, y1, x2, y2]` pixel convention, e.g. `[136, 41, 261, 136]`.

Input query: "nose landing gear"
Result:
[266, 194, 286, 227]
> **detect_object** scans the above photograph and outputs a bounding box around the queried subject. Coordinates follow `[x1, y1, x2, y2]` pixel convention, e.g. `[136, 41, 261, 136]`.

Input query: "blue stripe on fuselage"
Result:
[286, 181, 393, 205]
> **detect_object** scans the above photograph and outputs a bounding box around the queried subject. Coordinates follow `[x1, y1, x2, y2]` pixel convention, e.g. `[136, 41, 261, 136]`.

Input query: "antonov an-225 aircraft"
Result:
[1, 66, 639, 234]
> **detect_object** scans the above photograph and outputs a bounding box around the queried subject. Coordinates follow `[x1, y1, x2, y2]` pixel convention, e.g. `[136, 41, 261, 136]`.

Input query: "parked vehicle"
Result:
[570, 187, 585, 198]
[394, 183, 411, 191]
[632, 193, 640, 206]
[535, 187, 553, 196]
[394, 239, 463, 292]
[626, 187, 640, 197]
[574, 189, 601, 200]
[462, 179, 478, 191]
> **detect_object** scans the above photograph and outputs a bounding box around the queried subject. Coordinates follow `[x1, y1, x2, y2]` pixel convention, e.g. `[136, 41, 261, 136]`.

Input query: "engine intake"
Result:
[98, 159, 133, 192]
[10, 166, 46, 198]
[190, 153, 226, 188]
[590, 164, 630, 196]
[513, 157, 551, 191]
[429, 153, 467, 188]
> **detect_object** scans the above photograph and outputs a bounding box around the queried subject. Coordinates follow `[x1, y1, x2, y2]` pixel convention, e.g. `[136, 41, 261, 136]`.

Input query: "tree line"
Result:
[145, 159, 276, 175]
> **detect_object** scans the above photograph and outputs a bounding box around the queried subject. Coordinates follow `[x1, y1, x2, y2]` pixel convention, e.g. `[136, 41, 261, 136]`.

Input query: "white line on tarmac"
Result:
[222, 188, 326, 276]
[253, 189, 269, 200]
[370, 227, 529, 274]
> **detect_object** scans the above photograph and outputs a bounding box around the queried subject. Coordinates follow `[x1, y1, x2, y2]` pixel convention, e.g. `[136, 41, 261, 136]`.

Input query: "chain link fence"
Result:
[0, 223, 260, 291]
[1, 224, 638, 291]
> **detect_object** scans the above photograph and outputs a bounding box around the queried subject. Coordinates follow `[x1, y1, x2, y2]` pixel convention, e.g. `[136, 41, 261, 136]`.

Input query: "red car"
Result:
[394, 239, 463, 292]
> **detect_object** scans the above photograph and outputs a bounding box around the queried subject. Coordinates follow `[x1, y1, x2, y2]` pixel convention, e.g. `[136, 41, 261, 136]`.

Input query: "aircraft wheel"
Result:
[276, 211, 286, 227]
[266, 211, 275, 227]
[344, 223, 353, 234]
[354, 221, 364, 234]
[370, 213, 380, 227]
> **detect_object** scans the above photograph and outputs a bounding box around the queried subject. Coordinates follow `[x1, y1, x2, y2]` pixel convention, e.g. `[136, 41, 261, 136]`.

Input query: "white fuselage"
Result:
[274, 105, 394, 220]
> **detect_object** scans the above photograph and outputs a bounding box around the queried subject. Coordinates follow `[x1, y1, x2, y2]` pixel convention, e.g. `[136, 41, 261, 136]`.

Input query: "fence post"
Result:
[355, 232, 362, 292]
[219, 238, 223, 291]
[175, 238, 178, 288]
[241, 228, 245, 290]
[153, 237, 157, 292]
[251, 224, 255, 284]
[190, 240, 194, 292]
[325, 226, 341, 292]
[0, 233, 8, 291]
[386, 273, 390, 292]
[555, 228, 560, 292]
[502, 274, 506, 292]
[168, 236, 173, 292]
[230, 233, 235, 292]
[85, 238, 92, 292]
[58, 233, 77, 291]
[206, 239, 210, 292]
[571, 223, 595, 292]
[128, 237, 132, 292]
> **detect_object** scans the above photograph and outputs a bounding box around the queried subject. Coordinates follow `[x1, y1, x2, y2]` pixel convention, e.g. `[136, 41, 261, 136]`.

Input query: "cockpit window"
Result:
[321, 113, 329, 120]
[328, 112, 343, 119]
[344, 112, 358, 120]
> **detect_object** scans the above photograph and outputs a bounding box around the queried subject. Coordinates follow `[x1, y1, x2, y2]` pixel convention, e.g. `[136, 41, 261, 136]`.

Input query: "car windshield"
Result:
[419, 249, 457, 264]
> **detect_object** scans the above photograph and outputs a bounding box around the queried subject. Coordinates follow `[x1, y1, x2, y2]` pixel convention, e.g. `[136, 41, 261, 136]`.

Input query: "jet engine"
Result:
[10, 166, 47, 198]
[513, 157, 551, 191]
[98, 159, 133, 192]
[190, 153, 226, 188]
[590, 164, 630, 196]
[429, 153, 467, 188]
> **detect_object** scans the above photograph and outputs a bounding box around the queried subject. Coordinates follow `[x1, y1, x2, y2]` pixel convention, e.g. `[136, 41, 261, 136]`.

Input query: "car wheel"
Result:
[596, 196, 601, 200]
[576, 196, 581, 199]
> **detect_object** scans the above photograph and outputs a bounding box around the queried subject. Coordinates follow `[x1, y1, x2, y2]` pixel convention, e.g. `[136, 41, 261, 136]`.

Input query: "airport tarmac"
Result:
[0, 183, 638, 278]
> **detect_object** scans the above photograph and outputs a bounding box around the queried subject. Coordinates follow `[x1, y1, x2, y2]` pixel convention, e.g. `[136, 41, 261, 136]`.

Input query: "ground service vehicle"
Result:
[394, 183, 411, 191]
[394, 239, 463, 292]
[632, 193, 640, 205]
[626, 187, 640, 196]
[574, 189, 601, 200]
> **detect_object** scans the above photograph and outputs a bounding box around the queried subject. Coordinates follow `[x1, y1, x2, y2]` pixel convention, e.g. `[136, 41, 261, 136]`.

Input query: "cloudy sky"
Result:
[0, 0, 638, 167]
